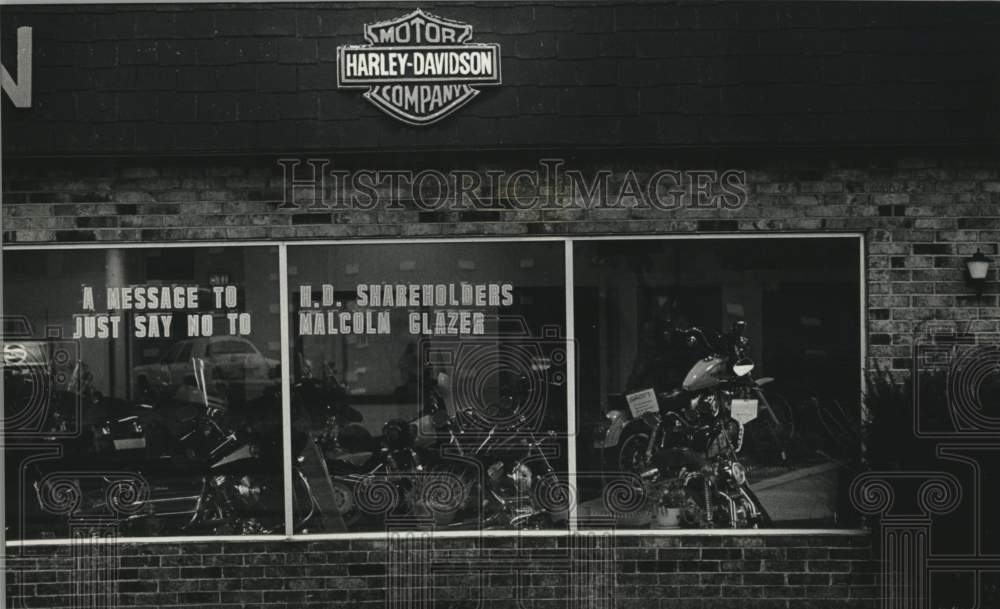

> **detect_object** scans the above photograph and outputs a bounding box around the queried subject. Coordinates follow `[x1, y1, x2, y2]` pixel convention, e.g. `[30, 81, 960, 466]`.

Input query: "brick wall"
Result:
[3, 1, 1000, 154]
[5, 534, 875, 609]
[3, 3, 996, 606]
[6, 151, 996, 606]
[4, 153, 999, 377]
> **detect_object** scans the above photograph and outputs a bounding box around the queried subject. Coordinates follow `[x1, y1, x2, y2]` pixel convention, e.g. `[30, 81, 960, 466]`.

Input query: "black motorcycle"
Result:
[595, 321, 775, 528]
[291, 363, 440, 529]
[420, 371, 569, 529]
[28, 357, 320, 537]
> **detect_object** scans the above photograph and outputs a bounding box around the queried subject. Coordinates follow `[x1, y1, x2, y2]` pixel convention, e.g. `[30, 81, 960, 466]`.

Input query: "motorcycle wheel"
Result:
[329, 480, 361, 526]
[614, 428, 651, 473]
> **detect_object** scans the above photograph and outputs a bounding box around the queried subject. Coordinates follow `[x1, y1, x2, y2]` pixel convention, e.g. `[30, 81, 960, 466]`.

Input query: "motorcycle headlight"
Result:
[728, 461, 747, 486]
[510, 463, 532, 493]
[733, 358, 755, 377]
[234, 476, 262, 506]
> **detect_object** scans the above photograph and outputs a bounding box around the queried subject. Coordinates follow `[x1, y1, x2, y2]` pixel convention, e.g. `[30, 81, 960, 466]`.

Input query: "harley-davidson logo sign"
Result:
[336, 9, 501, 125]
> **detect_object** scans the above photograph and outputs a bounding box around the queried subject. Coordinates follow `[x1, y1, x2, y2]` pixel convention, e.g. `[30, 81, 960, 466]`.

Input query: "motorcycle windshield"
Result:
[682, 356, 725, 392]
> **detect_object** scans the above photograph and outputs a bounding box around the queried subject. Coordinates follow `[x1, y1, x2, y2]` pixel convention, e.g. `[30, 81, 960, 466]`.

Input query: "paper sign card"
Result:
[730, 399, 759, 424]
[113, 438, 146, 451]
[626, 388, 660, 418]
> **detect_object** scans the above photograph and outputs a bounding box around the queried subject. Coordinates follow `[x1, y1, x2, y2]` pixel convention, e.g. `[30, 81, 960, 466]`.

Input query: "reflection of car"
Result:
[133, 337, 280, 400]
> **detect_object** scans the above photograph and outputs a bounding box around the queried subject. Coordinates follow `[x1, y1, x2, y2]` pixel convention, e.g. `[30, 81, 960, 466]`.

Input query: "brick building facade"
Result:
[3, 2, 999, 608]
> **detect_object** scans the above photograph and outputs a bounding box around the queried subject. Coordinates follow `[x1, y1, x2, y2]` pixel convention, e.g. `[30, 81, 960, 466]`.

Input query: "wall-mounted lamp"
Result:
[965, 250, 992, 297]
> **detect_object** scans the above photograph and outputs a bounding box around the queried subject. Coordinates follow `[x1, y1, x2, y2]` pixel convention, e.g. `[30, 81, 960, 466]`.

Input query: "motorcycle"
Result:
[29, 357, 322, 537]
[595, 320, 775, 528]
[300, 361, 445, 529]
[421, 370, 569, 529]
[321, 415, 436, 527]
[649, 407, 770, 528]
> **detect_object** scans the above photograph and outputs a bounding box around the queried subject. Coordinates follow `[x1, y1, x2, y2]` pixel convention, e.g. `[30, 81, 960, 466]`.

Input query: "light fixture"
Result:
[965, 251, 992, 297]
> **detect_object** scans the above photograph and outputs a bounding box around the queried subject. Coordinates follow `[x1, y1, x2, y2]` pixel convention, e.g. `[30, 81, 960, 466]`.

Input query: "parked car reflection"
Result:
[133, 336, 280, 404]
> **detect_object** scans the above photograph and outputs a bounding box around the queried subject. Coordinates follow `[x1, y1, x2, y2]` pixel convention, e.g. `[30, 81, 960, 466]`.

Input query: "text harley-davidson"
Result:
[596, 321, 775, 528]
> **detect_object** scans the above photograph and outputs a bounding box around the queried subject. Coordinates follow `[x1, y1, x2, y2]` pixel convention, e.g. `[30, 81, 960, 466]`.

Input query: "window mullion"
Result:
[564, 238, 578, 533]
[279, 243, 294, 538]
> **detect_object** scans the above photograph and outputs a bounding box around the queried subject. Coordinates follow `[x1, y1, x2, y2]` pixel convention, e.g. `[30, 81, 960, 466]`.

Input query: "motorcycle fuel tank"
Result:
[682, 356, 726, 392]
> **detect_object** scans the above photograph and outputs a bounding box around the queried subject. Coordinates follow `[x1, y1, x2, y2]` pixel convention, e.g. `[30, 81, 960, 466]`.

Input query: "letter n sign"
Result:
[2, 27, 32, 108]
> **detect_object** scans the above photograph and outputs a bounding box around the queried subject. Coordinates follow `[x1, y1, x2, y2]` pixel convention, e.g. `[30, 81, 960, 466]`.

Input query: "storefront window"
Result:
[575, 237, 862, 529]
[286, 241, 570, 532]
[3, 246, 285, 539]
[2, 236, 863, 541]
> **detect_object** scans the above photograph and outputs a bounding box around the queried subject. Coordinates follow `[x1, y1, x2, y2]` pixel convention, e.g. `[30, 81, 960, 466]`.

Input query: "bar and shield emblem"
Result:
[336, 9, 502, 125]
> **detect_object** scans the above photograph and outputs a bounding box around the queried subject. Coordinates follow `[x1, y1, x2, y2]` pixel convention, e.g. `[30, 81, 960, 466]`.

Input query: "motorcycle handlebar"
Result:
[683, 323, 750, 358]
[683, 326, 716, 351]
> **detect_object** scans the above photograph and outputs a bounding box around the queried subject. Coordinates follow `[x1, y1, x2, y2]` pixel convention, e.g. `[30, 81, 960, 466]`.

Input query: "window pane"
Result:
[574, 237, 861, 529]
[3, 246, 285, 539]
[287, 241, 570, 533]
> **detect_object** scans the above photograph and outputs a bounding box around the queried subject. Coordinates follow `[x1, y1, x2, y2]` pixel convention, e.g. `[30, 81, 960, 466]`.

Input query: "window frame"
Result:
[2, 233, 867, 546]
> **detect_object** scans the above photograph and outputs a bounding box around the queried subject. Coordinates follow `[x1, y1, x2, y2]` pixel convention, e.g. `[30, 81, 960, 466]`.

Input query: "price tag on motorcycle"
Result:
[730, 399, 758, 424]
[113, 437, 146, 450]
[625, 388, 659, 418]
